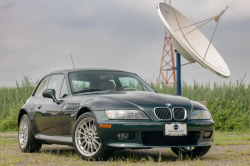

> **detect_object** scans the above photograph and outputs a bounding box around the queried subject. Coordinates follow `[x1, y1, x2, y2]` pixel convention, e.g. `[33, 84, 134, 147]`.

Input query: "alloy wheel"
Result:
[19, 118, 28, 148]
[75, 118, 101, 157]
[179, 147, 195, 152]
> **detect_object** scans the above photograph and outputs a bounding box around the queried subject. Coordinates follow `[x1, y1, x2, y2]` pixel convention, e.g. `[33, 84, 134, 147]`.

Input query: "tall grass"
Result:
[151, 78, 250, 130]
[0, 77, 36, 131]
[0, 77, 249, 131]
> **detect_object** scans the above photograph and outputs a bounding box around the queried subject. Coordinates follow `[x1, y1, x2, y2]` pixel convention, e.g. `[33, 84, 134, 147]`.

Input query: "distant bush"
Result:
[0, 77, 249, 131]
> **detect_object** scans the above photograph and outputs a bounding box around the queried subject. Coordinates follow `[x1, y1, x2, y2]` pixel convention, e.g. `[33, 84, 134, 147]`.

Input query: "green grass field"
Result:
[0, 77, 250, 131]
[1, 131, 250, 165]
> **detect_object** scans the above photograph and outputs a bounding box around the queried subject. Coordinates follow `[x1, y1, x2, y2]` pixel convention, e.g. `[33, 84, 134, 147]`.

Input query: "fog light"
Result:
[117, 132, 129, 140]
[204, 131, 212, 138]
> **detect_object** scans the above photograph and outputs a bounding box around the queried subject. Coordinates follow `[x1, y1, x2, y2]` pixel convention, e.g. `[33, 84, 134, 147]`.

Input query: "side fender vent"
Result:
[63, 103, 80, 111]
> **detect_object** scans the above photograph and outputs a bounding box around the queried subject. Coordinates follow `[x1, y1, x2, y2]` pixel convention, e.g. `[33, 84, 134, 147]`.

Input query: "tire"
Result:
[171, 146, 211, 158]
[18, 114, 42, 153]
[72, 112, 114, 160]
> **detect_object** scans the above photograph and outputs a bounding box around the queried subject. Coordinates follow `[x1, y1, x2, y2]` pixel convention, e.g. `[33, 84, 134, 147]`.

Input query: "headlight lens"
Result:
[105, 110, 149, 119]
[190, 110, 211, 120]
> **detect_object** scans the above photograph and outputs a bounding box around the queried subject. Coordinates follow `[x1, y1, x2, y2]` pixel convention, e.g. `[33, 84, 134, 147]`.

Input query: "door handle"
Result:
[37, 105, 42, 109]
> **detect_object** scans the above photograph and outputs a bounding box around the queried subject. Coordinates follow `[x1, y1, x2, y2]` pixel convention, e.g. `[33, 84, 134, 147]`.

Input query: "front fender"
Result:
[191, 101, 208, 110]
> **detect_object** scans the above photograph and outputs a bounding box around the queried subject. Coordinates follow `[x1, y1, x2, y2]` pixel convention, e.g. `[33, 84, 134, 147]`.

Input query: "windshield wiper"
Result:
[74, 88, 103, 94]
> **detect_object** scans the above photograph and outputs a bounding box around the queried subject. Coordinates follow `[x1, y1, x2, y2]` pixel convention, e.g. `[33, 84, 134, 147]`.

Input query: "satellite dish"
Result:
[157, 3, 230, 78]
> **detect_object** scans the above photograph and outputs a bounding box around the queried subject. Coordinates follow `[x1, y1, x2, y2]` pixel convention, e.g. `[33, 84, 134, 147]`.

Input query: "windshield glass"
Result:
[69, 71, 154, 93]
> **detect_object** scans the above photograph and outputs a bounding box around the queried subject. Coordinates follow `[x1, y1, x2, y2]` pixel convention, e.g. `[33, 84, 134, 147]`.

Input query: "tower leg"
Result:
[158, 35, 177, 87]
[176, 52, 181, 96]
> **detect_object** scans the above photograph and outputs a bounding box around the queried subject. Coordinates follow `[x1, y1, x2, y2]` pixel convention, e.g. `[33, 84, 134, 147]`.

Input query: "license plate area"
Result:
[164, 123, 187, 136]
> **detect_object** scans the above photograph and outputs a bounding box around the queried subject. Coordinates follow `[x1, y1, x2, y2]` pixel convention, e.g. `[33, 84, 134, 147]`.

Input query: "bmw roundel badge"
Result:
[173, 124, 179, 130]
[165, 103, 172, 107]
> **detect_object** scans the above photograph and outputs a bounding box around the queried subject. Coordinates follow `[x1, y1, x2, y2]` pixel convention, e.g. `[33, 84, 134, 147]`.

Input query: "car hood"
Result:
[69, 91, 193, 121]
[72, 91, 192, 112]
[100, 91, 191, 108]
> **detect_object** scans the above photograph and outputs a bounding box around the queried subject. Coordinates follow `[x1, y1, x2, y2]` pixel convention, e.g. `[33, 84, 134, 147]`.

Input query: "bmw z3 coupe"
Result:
[18, 69, 214, 159]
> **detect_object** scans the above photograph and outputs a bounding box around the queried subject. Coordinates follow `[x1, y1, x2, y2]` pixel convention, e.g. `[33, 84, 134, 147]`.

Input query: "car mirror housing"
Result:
[42, 89, 58, 102]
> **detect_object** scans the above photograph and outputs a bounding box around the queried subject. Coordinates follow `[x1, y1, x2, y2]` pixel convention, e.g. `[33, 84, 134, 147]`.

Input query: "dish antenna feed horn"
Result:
[157, 3, 230, 95]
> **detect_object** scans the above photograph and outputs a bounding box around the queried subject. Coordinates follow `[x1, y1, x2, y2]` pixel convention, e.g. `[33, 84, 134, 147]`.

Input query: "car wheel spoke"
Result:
[83, 122, 89, 130]
[88, 120, 91, 131]
[93, 141, 97, 150]
[77, 131, 84, 134]
[91, 143, 93, 153]
[94, 139, 100, 146]
[87, 143, 91, 153]
[79, 125, 87, 133]
[77, 136, 85, 140]
[82, 143, 87, 151]
[79, 140, 86, 146]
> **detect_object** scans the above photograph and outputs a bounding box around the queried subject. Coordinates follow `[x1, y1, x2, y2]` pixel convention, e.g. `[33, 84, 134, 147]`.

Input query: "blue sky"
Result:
[0, 0, 249, 86]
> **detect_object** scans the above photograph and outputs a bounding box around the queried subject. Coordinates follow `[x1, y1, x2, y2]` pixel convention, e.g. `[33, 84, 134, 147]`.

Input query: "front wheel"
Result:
[18, 114, 42, 152]
[171, 146, 211, 158]
[72, 112, 114, 160]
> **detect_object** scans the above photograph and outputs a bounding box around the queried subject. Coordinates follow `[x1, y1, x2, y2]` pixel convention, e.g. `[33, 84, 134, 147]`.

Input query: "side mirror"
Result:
[43, 89, 58, 102]
[155, 90, 159, 93]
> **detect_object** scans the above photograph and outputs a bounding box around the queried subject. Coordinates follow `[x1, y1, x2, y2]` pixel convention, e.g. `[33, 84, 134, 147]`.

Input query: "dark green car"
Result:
[18, 69, 214, 159]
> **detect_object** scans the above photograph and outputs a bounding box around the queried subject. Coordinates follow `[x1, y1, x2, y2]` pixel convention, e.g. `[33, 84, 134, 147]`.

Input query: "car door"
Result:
[31, 76, 51, 134]
[60, 78, 74, 135]
[34, 74, 65, 135]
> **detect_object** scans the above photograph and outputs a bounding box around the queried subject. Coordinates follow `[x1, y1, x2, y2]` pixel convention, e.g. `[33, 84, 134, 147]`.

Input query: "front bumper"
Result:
[95, 112, 215, 148]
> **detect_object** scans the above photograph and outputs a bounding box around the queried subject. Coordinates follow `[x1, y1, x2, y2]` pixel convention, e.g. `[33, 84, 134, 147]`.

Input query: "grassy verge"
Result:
[214, 130, 250, 146]
[1, 131, 250, 165]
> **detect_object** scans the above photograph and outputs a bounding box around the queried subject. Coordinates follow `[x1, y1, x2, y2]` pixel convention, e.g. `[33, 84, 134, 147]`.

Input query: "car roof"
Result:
[46, 68, 135, 76]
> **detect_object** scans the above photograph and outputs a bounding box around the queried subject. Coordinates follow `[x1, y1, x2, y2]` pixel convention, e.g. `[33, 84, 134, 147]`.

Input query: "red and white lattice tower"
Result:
[158, 0, 177, 86]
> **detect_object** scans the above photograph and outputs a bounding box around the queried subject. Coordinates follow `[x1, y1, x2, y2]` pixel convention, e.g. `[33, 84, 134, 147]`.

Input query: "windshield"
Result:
[69, 71, 154, 93]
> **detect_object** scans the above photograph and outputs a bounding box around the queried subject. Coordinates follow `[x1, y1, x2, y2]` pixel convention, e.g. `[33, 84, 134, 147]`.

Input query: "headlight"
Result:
[190, 110, 211, 120]
[105, 110, 149, 119]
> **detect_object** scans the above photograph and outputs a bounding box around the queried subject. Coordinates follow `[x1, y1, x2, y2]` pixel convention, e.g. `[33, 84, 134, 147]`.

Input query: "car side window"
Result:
[60, 78, 68, 98]
[118, 77, 143, 90]
[33, 76, 51, 97]
[47, 74, 64, 99]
